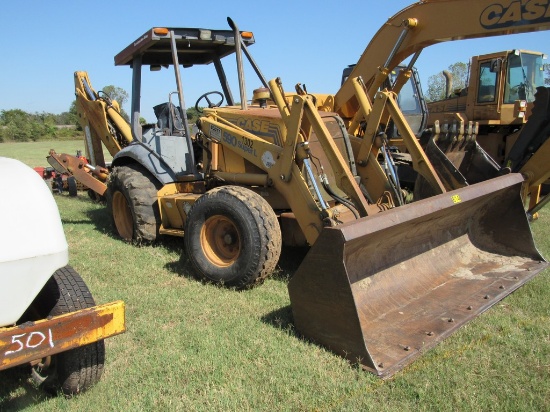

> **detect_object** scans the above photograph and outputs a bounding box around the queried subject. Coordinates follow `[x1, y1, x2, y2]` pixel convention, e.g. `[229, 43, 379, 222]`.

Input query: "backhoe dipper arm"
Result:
[74, 71, 133, 166]
[335, 0, 550, 118]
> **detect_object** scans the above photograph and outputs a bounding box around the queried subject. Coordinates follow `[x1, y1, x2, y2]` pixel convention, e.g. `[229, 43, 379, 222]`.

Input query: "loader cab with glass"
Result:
[477, 50, 547, 104]
[428, 49, 549, 164]
[503, 50, 546, 104]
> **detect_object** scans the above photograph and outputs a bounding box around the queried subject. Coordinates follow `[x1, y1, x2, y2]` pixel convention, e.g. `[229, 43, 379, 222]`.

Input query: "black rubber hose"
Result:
[321, 180, 360, 220]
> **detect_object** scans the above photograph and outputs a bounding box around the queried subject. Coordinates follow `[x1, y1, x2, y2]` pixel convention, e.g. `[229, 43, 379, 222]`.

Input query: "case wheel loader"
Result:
[418, 50, 550, 217]
[74, 1, 549, 378]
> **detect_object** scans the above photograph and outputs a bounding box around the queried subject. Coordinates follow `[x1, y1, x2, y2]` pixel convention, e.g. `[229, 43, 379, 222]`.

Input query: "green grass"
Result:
[0, 140, 86, 169]
[0, 137, 112, 170]
[1, 140, 549, 411]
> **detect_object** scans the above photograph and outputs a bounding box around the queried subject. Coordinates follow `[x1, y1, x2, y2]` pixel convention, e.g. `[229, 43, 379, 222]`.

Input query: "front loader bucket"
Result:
[288, 173, 547, 378]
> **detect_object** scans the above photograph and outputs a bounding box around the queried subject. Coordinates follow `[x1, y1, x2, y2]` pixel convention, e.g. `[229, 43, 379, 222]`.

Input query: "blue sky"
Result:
[1, 0, 548, 122]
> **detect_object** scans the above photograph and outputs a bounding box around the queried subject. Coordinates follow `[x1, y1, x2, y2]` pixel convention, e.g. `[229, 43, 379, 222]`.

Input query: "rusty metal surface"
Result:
[288, 173, 547, 377]
[0, 301, 125, 371]
[47, 152, 108, 196]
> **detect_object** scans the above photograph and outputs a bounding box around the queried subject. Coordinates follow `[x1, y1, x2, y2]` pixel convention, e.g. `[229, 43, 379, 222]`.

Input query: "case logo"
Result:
[480, 0, 550, 29]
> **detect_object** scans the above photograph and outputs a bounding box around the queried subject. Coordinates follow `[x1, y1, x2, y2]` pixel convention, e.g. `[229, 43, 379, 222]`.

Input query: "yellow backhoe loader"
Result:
[76, 0, 549, 378]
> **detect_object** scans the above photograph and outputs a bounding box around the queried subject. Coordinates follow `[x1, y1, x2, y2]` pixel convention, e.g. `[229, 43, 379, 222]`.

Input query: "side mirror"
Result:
[490, 59, 502, 73]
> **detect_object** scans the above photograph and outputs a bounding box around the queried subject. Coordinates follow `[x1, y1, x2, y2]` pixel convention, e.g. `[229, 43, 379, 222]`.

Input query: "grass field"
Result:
[1, 141, 549, 411]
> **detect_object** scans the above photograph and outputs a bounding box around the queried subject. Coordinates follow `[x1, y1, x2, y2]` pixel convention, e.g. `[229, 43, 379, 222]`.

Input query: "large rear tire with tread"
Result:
[30, 266, 105, 396]
[184, 186, 282, 289]
[106, 164, 162, 242]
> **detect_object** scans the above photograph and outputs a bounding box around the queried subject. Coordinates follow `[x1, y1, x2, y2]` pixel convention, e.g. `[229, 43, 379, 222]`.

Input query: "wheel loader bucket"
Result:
[288, 173, 547, 378]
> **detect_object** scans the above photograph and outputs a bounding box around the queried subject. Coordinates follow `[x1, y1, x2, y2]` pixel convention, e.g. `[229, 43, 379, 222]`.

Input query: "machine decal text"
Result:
[480, 0, 550, 29]
[222, 131, 237, 146]
[223, 132, 257, 157]
[210, 124, 222, 140]
[236, 117, 271, 134]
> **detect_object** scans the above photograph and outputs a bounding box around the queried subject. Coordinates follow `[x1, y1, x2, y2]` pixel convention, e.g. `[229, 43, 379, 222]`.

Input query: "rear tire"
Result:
[29, 266, 105, 396]
[184, 186, 282, 289]
[106, 164, 162, 242]
[67, 176, 78, 197]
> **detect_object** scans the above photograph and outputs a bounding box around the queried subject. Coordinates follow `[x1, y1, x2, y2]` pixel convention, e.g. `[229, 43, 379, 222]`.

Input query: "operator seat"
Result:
[153, 102, 184, 136]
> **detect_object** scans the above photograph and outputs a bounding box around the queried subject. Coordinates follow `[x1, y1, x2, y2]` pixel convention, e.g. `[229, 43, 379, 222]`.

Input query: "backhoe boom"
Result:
[335, 0, 550, 119]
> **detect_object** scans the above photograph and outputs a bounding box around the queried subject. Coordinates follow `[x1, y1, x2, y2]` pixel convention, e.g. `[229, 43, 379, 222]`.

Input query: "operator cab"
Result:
[113, 25, 255, 184]
[501, 50, 547, 104]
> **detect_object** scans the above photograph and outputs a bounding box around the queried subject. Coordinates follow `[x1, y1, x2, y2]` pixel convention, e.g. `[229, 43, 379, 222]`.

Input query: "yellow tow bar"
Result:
[0, 300, 125, 371]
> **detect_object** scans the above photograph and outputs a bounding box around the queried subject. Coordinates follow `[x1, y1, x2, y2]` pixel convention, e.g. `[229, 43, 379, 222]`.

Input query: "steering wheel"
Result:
[510, 84, 522, 93]
[510, 82, 530, 100]
[195, 91, 224, 113]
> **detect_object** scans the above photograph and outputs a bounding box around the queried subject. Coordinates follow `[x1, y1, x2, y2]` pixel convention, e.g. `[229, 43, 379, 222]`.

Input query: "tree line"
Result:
[3, 62, 549, 143]
[0, 108, 81, 143]
[0, 84, 203, 143]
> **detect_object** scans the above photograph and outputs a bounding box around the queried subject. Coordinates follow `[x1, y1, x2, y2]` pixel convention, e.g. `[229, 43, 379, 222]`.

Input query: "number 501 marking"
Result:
[5, 329, 54, 356]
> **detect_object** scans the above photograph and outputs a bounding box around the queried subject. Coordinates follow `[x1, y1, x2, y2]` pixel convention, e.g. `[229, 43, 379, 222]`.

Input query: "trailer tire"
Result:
[30, 266, 105, 396]
[106, 164, 162, 243]
[184, 186, 281, 289]
[67, 176, 78, 197]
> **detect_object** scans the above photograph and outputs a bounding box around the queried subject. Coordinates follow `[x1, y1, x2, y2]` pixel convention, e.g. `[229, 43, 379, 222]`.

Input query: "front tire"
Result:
[184, 186, 282, 289]
[29, 266, 105, 396]
[106, 164, 162, 242]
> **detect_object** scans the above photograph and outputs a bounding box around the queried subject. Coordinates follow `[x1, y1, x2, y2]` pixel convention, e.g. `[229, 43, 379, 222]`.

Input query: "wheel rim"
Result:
[112, 191, 133, 241]
[201, 215, 240, 267]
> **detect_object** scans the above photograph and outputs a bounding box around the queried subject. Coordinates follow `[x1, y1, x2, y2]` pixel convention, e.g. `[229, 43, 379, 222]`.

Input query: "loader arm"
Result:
[199, 112, 327, 244]
[335, 0, 550, 119]
[268, 78, 375, 217]
[349, 79, 446, 200]
[198, 76, 397, 245]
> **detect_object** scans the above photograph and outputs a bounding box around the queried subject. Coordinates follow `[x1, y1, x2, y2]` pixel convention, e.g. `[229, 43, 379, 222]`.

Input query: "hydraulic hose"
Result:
[319, 174, 360, 220]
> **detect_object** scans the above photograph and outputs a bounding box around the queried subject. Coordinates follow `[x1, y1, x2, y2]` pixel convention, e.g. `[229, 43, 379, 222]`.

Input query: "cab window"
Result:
[477, 62, 497, 103]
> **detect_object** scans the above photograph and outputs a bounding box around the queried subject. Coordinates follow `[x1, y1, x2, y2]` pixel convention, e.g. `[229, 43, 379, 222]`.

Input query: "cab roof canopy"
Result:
[114, 27, 255, 67]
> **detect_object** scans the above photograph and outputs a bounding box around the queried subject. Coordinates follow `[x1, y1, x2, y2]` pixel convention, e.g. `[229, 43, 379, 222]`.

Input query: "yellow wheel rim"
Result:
[201, 215, 240, 267]
[112, 191, 133, 241]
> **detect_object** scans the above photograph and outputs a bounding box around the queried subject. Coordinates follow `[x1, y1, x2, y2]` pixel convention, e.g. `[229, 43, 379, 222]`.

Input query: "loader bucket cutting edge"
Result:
[288, 173, 547, 378]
